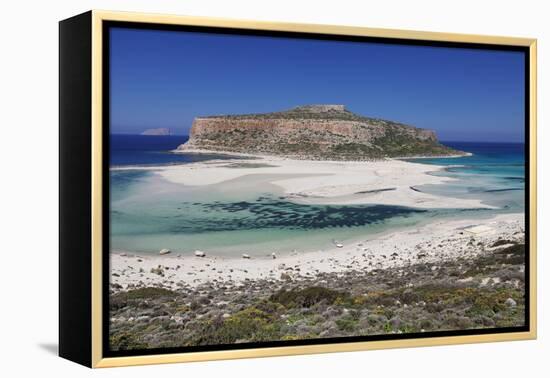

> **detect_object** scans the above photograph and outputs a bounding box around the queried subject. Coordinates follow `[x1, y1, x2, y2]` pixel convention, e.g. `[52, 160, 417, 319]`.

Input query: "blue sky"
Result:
[110, 27, 525, 142]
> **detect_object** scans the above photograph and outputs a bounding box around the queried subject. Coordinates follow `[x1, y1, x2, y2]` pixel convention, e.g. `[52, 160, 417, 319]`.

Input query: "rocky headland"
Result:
[177, 105, 466, 160]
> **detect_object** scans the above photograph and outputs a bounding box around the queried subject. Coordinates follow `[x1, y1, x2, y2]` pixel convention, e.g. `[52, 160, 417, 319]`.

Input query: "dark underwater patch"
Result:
[169, 196, 427, 233]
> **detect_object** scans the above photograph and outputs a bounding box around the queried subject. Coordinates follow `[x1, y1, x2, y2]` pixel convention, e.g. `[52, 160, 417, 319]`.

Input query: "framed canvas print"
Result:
[59, 10, 537, 368]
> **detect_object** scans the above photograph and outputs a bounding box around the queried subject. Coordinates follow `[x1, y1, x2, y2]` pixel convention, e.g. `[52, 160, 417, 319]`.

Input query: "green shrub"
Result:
[270, 287, 348, 308]
[109, 331, 147, 351]
[190, 307, 281, 345]
[110, 287, 176, 310]
[335, 316, 359, 332]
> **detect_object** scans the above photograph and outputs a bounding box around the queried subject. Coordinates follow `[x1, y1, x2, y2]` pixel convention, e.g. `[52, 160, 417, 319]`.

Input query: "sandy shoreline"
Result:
[112, 153, 490, 209]
[110, 212, 524, 290]
[173, 147, 473, 160]
[109, 151, 522, 291]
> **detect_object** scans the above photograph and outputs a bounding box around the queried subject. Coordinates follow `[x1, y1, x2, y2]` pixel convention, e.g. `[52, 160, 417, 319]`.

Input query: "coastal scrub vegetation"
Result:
[109, 241, 526, 351]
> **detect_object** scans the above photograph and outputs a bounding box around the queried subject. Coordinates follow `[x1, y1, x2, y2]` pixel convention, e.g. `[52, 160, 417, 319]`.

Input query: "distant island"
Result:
[141, 128, 171, 136]
[177, 105, 465, 160]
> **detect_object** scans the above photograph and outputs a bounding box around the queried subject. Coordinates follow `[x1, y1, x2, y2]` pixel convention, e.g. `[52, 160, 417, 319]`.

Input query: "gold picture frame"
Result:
[59, 9, 537, 368]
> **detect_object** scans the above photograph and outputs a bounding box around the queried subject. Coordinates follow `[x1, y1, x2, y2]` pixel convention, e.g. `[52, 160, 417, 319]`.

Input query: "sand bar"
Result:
[113, 155, 492, 209]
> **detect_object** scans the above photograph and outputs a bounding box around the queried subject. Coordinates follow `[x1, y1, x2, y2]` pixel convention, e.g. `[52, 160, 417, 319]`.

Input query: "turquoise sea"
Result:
[110, 136, 525, 256]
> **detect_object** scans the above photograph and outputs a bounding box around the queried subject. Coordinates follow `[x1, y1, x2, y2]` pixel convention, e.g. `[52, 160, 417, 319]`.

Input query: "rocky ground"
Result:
[109, 234, 526, 351]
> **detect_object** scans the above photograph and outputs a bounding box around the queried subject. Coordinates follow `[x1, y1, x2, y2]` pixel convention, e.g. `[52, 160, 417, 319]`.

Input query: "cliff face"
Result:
[178, 105, 463, 160]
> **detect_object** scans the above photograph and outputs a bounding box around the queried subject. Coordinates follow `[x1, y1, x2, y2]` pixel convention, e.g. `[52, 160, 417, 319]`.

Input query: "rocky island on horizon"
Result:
[177, 105, 466, 160]
[141, 127, 171, 136]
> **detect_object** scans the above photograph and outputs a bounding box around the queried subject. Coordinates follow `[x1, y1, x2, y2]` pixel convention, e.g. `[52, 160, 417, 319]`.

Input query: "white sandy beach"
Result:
[111, 212, 524, 290]
[110, 153, 523, 291]
[114, 155, 492, 209]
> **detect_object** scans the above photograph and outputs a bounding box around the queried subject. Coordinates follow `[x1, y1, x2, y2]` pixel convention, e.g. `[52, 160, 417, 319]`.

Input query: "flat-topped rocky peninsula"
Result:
[177, 105, 467, 160]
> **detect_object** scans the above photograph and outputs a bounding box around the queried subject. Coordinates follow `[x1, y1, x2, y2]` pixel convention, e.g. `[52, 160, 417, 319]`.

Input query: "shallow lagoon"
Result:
[109, 138, 524, 256]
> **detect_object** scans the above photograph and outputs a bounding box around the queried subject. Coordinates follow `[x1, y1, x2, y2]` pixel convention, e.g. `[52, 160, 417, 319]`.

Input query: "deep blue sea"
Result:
[110, 134, 245, 166]
[411, 141, 525, 179]
[109, 136, 525, 255]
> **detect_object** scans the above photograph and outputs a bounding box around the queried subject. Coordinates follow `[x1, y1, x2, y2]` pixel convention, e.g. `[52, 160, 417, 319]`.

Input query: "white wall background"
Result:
[1, 0, 547, 376]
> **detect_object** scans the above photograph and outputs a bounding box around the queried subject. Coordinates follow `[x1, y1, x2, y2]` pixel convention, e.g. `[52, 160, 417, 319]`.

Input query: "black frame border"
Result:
[101, 20, 531, 359]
